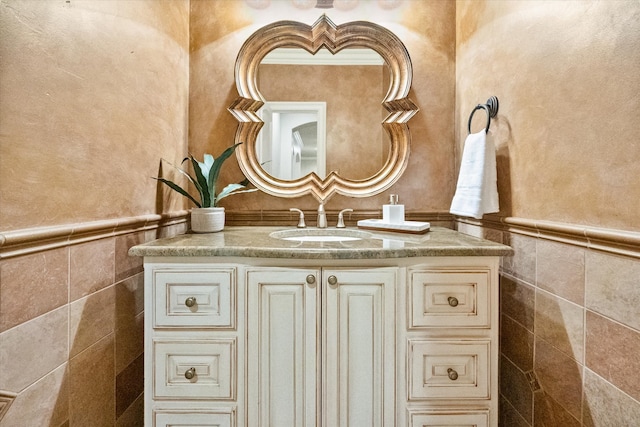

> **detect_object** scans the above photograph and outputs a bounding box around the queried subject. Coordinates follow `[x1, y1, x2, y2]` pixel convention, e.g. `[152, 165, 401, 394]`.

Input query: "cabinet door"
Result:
[323, 268, 397, 427]
[247, 268, 320, 427]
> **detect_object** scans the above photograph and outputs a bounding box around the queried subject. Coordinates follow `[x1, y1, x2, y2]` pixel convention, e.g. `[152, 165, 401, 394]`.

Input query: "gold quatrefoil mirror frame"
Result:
[228, 15, 418, 203]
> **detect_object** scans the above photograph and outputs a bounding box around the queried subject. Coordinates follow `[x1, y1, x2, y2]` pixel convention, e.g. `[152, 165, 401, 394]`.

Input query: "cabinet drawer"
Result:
[154, 409, 234, 426]
[408, 340, 490, 400]
[153, 268, 234, 328]
[408, 409, 489, 427]
[409, 269, 490, 328]
[154, 339, 235, 400]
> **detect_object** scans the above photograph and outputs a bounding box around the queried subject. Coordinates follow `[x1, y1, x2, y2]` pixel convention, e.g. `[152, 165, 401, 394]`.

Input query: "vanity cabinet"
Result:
[141, 257, 499, 427]
[133, 226, 511, 427]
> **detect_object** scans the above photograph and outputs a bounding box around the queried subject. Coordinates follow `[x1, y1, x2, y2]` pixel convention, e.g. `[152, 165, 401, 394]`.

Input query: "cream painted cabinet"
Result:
[246, 267, 397, 427]
[403, 262, 499, 427]
[145, 265, 240, 427]
[142, 256, 500, 427]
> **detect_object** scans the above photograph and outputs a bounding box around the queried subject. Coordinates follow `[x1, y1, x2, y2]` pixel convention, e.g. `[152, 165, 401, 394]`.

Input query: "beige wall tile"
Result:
[115, 393, 143, 427]
[501, 275, 535, 332]
[69, 285, 115, 358]
[534, 391, 581, 427]
[583, 368, 640, 427]
[0, 306, 68, 392]
[585, 310, 640, 401]
[69, 335, 115, 426]
[536, 240, 585, 305]
[500, 356, 533, 424]
[534, 338, 583, 420]
[115, 232, 145, 283]
[0, 363, 68, 427]
[70, 238, 115, 301]
[115, 273, 144, 331]
[499, 396, 531, 427]
[116, 354, 144, 418]
[501, 314, 534, 372]
[535, 290, 584, 363]
[585, 251, 640, 331]
[0, 247, 68, 332]
[115, 273, 144, 372]
[502, 233, 536, 284]
[115, 312, 144, 374]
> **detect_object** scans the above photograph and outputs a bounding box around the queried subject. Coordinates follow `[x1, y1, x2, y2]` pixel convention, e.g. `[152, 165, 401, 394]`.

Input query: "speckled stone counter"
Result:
[129, 226, 513, 259]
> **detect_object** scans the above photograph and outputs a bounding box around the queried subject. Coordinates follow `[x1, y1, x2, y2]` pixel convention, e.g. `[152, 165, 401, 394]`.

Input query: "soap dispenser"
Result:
[382, 194, 405, 224]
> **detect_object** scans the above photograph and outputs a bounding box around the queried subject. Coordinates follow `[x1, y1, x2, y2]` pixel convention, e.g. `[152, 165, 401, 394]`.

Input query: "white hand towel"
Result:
[450, 130, 499, 219]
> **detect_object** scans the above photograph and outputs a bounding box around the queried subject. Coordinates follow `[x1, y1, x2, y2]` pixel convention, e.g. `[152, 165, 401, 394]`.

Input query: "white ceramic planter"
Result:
[190, 207, 225, 233]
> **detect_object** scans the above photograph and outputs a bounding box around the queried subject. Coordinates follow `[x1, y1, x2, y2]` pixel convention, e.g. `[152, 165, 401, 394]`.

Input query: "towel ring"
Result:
[467, 96, 499, 134]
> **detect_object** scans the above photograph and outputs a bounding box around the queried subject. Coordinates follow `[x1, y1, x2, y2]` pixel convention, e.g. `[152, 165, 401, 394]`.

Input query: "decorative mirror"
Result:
[228, 15, 418, 203]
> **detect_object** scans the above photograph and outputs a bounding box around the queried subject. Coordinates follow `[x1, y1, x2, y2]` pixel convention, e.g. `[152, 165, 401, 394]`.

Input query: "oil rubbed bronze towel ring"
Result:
[467, 96, 499, 134]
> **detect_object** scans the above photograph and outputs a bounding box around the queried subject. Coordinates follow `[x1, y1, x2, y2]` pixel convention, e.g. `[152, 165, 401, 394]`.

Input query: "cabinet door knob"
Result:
[185, 297, 197, 308]
[185, 367, 196, 380]
[327, 275, 338, 286]
[306, 275, 316, 285]
[447, 368, 459, 381]
[447, 296, 459, 307]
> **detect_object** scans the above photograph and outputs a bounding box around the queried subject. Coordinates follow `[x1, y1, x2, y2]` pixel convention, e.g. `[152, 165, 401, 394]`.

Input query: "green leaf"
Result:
[198, 154, 215, 199]
[197, 154, 214, 180]
[209, 143, 242, 202]
[215, 183, 257, 204]
[153, 177, 202, 208]
[189, 154, 211, 207]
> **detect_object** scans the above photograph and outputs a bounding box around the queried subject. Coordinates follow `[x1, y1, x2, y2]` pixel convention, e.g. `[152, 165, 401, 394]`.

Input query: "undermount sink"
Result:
[270, 228, 372, 242]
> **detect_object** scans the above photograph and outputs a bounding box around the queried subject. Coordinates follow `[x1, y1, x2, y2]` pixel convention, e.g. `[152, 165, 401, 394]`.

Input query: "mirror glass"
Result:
[257, 47, 390, 181]
[257, 101, 327, 180]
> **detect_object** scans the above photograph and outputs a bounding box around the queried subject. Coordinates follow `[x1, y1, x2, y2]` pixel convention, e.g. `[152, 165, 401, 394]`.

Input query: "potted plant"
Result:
[154, 143, 256, 233]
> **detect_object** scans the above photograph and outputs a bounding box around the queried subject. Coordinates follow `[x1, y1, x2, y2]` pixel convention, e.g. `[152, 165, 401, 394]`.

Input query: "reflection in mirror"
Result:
[257, 101, 326, 180]
[258, 47, 389, 181]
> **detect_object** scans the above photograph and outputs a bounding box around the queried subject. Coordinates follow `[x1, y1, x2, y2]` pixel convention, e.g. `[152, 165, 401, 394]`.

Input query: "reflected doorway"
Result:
[257, 101, 326, 180]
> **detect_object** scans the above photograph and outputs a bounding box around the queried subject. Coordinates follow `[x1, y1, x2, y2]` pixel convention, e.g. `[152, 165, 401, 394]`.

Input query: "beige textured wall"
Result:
[189, 0, 456, 213]
[456, 0, 640, 231]
[0, 1, 189, 425]
[0, 0, 190, 232]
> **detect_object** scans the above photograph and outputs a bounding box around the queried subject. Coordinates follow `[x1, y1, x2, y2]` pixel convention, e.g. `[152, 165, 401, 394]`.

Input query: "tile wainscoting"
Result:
[457, 216, 640, 426]
[0, 212, 188, 426]
[2, 211, 637, 426]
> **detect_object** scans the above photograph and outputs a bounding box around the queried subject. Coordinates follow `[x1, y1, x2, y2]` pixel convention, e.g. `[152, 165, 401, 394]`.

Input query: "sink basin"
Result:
[270, 229, 372, 242]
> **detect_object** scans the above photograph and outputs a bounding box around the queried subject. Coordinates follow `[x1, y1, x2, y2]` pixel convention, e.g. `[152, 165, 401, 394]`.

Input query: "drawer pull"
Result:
[306, 275, 316, 285]
[447, 368, 459, 381]
[328, 275, 338, 286]
[185, 297, 197, 308]
[447, 296, 459, 307]
[184, 367, 196, 380]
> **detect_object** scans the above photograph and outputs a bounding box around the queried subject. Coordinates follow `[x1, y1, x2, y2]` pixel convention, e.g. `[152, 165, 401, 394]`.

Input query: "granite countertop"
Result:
[129, 226, 513, 260]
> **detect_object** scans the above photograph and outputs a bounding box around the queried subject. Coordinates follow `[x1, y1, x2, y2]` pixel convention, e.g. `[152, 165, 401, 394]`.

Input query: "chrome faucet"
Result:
[317, 203, 327, 228]
[336, 208, 353, 228]
[289, 208, 306, 228]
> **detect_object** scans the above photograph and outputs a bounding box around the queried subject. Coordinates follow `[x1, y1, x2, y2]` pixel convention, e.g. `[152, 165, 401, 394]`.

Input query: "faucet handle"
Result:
[336, 209, 353, 228]
[289, 208, 306, 228]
